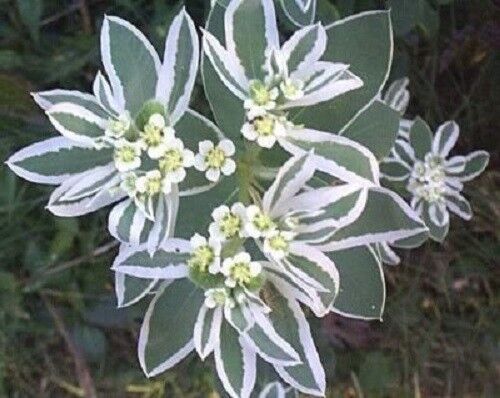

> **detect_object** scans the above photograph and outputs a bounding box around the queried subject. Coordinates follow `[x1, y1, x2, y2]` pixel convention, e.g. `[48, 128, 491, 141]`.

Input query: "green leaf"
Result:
[33, 90, 110, 119]
[340, 100, 400, 159]
[102, 16, 160, 116]
[7, 137, 112, 185]
[316, 0, 340, 25]
[112, 239, 190, 280]
[115, 272, 157, 308]
[421, 202, 449, 242]
[278, 0, 316, 28]
[409, 117, 433, 160]
[285, 131, 379, 184]
[452, 150, 489, 181]
[215, 320, 256, 398]
[290, 10, 393, 132]
[139, 280, 203, 377]
[228, 0, 276, 81]
[267, 284, 325, 396]
[328, 246, 385, 319]
[176, 173, 239, 239]
[202, 1, 246, 150]
[316, 187, 428, 251]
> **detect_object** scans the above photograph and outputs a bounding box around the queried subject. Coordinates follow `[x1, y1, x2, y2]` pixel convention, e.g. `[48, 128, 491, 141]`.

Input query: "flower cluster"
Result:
[203, 18, 363, 150]
[5, 1, 489, 397]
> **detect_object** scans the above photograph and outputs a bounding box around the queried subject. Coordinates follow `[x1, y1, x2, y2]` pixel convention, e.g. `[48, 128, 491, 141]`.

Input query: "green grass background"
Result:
[0, 0, 498, 396]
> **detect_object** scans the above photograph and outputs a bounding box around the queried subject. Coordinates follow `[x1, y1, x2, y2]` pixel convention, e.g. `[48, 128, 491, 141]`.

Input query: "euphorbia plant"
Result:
[5, 0, 488, 397]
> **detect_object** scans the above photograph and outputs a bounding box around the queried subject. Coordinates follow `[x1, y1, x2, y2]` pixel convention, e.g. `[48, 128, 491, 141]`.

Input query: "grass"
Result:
[0, 0, 498, 396]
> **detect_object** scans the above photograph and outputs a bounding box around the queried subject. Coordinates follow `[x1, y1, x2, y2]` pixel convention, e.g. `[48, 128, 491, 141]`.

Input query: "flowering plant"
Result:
[6, 0, 488, 397]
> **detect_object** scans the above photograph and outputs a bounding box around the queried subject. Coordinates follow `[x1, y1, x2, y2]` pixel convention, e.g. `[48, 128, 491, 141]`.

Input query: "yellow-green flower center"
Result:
[211, 289, 229, 306]
[254, 116, 275, 136]
[269, 233, 289, 252]
[282, 81, 300, 97]
[230, 262, 253, 286]
[115, 146, 136, 163]
[253, 212, 275, 232]
[109, 119, 128, 135]
[159, 149, 183, 172]
[145, 176, 162, 195]
[206, 148, 226, 168]
[188, 245, 215, 273]
[250, 81, 272, 106]
[141, 124, 163, 147]
[220, 213, 241, 238]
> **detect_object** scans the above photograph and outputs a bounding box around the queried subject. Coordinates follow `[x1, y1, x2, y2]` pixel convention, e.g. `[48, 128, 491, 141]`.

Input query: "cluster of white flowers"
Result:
[187, 200, 302, 309]
[241, 61, 304, 149]
[407, 153, 447, 205]
[101, 112, 236, 218]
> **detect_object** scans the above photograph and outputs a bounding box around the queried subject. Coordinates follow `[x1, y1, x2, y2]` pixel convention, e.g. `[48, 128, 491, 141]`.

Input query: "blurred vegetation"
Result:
[0, 0, 498, 397]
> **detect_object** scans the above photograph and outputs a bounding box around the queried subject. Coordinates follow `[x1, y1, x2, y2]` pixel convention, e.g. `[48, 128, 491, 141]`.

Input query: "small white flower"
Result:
[135, 169, 168, 195]
[189, 233, 222, 274]
[204, 287, 234, 309]
[244, 80, 279, 120]
[120, 172, 138, 197]
[105, 112, 131, 139]
[221, 252, 262, 288]
[113, 139, 142, 172]
[140, 114, 175, 160]
[280, 78, 304, 101]
[244, 205, 276, 238]
[194, 139, 236, 182]
[407, 153, 448, 205]
[241, 114, 287, 149]
[263, 230, 295, 260]
[158, 137, 194, 188]
[208, 202, 247, 241]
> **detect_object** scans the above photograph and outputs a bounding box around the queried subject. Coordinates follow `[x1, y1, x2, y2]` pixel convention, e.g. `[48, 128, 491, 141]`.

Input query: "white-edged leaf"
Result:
[6, 137, 112, 185]
[377, 242, 401, 266]
[328, 246, 386, 320]
[264, 263, 324, 317]
[92, 71, 120, 114]
[287, 243, 339, 311]
[156, 9, 199, 124]
[278, 0, 316, 28]
[47, 102, 107, 146]
[280, 128, 379, 185]
[244, 306, 301, 366]
[101, 16, 160, 115]
[432, 120, 459, 157]
[47, 165, 125, 217]
[225, 303, 254, 334]
[315, 186, 429, 251]
[263, 153, 316, 217]
[281, 23, 326, 75]
[225, 0, 279, 81]
[259, 381, 287, 398]
[202, 28, 250, 101]
[382, 77, 409, 114]
[215, 320, 257, 398]
[138, 280, 203, 377]
[115, 272, 157, 308]
[32, 89, 110, 118]
[445, 192, 472, 220]
[450, 150, 489, 182]
[194, 305, 223, 360]
[268, 285, 326, 397]
[283, 64, 363, 109]
[111, 239, 190, 279]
